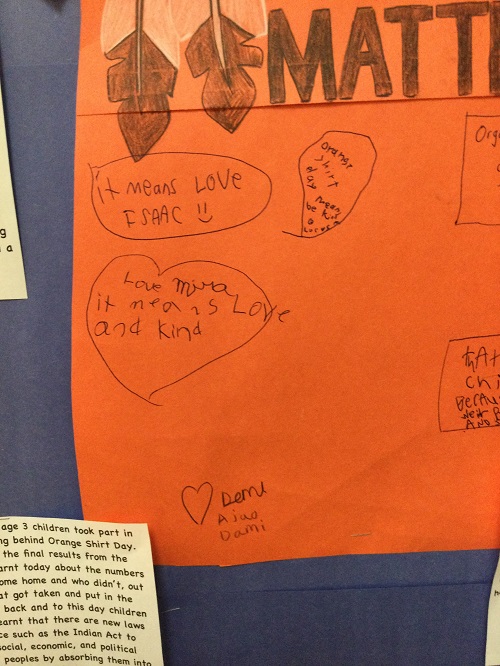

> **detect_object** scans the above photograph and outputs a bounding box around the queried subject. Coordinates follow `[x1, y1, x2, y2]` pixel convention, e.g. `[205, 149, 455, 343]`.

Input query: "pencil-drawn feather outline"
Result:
[171, 0, 267, 42]
[102, 0, 180, 161]
[172, 0, 267, 133]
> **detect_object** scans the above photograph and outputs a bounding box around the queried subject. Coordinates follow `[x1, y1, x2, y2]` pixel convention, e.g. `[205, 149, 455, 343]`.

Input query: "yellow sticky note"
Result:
[0, 81, 27, 301]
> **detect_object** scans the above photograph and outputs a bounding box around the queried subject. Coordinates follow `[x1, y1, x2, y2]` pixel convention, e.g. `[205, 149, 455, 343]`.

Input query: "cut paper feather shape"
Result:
[102, 0, 180, 160]
[172, 0, 267, 132]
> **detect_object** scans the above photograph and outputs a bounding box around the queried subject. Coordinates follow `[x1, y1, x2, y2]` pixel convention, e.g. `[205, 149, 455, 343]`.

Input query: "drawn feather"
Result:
[102, 0, 180, 161]
[172, 0, 267, 132]
[171, 0, 267, 42]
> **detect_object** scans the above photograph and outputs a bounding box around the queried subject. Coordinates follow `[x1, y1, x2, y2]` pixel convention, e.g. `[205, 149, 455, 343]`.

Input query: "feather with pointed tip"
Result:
[102, 0, 180, 161]
[171, 0, 267, 42]
[172, 0, 267, 132]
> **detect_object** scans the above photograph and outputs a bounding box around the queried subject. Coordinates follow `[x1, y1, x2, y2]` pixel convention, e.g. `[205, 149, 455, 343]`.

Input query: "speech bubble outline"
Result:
[90, 152, 272, 240]
[285, 130, 377, 239]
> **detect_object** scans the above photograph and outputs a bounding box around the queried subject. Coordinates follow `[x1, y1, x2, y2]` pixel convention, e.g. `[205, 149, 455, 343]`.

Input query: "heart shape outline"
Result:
[87, 255, 273, 405]
[181, 482, 214, 525]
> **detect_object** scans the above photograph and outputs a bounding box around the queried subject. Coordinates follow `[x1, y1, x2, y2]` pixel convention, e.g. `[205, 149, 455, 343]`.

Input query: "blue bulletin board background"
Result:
[0, 2, 496, 663]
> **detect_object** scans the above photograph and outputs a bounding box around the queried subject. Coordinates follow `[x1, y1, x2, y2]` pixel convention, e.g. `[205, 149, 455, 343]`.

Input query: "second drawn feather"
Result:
[173, 0, 267, 132]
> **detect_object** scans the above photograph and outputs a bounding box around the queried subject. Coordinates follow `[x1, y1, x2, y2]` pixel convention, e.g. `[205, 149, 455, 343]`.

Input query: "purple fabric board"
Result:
[0, 1, 496, 663]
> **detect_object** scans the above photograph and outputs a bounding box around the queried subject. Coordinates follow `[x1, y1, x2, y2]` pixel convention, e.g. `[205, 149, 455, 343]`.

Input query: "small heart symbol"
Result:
[181, 482, 214, 525]
[87, 255, 272, 404]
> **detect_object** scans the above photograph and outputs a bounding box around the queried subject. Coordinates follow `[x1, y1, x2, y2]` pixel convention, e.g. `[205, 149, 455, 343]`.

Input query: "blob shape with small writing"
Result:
[293, 130, 376, 238]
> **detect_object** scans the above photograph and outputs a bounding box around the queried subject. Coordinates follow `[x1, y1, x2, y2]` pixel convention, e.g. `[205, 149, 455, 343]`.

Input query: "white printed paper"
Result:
[0, 517, 163, 665]
[0, 81, 27, 300]
[485, 553, 500, 665]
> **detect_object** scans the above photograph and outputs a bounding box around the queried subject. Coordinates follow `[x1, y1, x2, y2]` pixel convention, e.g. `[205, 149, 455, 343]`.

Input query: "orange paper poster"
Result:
[73, 0, 500, 566]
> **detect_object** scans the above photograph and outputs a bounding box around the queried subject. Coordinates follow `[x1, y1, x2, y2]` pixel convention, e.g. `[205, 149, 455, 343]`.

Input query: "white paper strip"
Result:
[0, 81, 27, 300]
